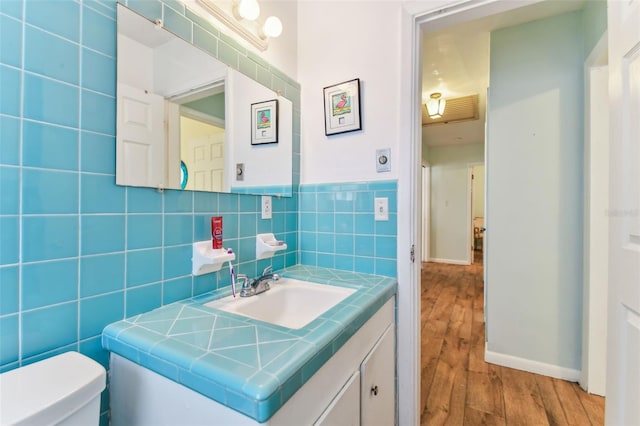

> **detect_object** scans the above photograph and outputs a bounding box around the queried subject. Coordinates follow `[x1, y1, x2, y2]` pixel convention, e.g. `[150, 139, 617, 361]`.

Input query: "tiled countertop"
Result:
[102, 265, 397, 422]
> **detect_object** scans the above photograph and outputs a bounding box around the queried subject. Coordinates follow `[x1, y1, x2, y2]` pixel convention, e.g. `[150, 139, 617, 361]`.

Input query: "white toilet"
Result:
[0, 351, 106, 426]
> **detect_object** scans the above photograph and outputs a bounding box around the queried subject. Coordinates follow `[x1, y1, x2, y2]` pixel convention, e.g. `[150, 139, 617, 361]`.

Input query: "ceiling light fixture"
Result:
[197, 0, 282, 51]
[425, 92, 446, 119]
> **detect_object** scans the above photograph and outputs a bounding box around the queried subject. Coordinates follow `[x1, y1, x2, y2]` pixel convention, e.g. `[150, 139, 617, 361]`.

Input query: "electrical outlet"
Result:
[375, 197, 389, 221]
[261, 196, 272, 219]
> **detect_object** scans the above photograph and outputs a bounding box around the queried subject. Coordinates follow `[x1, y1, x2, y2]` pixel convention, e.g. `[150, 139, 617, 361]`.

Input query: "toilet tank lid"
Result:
[0, 351, 106, 426]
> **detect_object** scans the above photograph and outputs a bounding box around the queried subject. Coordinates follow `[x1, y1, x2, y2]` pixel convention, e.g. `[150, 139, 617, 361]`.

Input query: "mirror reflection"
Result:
[115, 5, 293, 197]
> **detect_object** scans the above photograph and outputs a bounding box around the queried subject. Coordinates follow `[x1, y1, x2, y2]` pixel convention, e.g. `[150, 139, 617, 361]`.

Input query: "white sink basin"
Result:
[204, 278, 356, 329]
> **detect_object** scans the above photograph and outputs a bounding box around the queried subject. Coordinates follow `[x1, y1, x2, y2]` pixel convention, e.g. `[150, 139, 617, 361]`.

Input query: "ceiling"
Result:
[421, 0, 586, 148]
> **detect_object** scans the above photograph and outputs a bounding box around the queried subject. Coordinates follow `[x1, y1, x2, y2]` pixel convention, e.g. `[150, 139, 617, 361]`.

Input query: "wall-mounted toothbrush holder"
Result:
[192, 241, 235, 276]
[256, 233, 287, 260]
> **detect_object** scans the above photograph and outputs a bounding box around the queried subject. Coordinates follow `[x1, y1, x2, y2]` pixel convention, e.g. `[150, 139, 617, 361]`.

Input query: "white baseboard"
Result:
[485, 349, 581, 382]
[428, 257, 470, 265]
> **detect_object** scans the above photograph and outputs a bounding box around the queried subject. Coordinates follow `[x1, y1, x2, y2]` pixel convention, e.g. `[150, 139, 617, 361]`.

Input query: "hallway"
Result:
[419, 256, 605, 425]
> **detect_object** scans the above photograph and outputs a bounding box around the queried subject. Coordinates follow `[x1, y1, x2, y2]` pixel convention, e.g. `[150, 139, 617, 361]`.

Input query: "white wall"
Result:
[154, 38, 227, 97]
[117, 33, 153, 90]
[298, 2, 401, 184]
[486, 11, 584, 373]
[252, 0, 298, 79]
[297, 2, 411, 421]
[226, 69, 293, 188]
[428, 144, 483, 263]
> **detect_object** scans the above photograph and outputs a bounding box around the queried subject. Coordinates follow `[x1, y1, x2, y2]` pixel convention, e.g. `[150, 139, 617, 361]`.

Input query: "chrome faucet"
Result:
[239, 266, 280, 297]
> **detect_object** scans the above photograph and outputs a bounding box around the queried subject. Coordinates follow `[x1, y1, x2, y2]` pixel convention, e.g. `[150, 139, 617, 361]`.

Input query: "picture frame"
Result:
[251, 99, 278, 145]
[323, 78, 362, 136]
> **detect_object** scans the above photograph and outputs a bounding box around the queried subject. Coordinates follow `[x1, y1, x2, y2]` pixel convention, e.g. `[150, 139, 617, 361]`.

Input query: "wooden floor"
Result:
[420, 252, 605, 425]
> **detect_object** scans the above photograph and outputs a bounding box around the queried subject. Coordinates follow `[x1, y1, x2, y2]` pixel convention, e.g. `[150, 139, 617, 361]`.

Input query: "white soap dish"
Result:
[192, 241, 235, 276]
[256, 233, 287, 260]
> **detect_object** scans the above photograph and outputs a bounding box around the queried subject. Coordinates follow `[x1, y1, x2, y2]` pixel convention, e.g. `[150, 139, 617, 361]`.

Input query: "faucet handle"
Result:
[262, 266, 273, 276]
[236, 274, 250, 289]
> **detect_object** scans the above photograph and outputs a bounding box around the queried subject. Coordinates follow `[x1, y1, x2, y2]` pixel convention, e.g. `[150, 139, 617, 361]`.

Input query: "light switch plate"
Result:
[261, 196, 272, 219]
[375, 197, 389, 221]
[376, 149, 391, 172]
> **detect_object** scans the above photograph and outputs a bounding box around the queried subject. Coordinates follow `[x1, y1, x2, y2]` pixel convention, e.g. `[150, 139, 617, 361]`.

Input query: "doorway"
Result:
[408, 1, 608, 423]
[470, 163, 485, 265]
[179, 113, 225, 192]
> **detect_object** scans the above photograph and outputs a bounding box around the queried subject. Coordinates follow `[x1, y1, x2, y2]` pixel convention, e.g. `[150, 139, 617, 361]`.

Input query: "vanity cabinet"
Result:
[109, 297, 395, 426]
[360, 324, 395, 425]
[314, 371, 360, 426]
[314, 324, 395, 426]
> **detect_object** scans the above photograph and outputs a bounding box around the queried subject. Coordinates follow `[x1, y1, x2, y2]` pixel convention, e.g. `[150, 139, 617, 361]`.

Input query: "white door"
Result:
[360, 324, 395, 426]
[116, 83, 164, 188]
[313, 371, 360, 426]
[180, 116, 225, 192]
[606, 0, 640, 424]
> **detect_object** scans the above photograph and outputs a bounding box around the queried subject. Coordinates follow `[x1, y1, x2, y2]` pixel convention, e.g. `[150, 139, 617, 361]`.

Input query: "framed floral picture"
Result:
[251, 99, 278, 145]
[323, 78, 362, 136]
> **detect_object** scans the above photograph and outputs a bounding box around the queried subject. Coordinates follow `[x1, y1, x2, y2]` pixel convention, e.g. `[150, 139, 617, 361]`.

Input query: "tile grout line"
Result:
[16, 0, 26, 367]
[76, 0, 84, 354]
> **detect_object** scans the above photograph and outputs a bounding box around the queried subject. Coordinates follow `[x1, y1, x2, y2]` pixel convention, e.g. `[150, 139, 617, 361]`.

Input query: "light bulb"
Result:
[237, 0, 260, 21]
[426, 99, 440, 117]
[262, 16, 283, 38]
[426, 93, 445, 118]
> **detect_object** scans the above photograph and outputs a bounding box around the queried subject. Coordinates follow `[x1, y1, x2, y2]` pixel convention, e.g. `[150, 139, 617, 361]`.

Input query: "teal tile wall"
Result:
[299, 181, 398, 277]
[0, 0, 300, 423]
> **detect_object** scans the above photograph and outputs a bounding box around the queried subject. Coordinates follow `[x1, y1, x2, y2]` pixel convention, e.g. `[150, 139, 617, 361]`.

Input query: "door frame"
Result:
[580, 31, 608, 397]
[399, 1, 550, 423]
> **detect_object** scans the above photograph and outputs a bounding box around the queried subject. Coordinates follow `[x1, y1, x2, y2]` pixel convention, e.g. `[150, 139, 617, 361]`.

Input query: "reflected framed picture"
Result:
[323, 78, 361, 136]
[251, 99, 278, 145]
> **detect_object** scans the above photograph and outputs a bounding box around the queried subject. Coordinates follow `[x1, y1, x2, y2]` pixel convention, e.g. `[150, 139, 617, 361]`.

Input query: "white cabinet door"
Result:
[360, 324, 395, 426]
[313, 370, 360, 426]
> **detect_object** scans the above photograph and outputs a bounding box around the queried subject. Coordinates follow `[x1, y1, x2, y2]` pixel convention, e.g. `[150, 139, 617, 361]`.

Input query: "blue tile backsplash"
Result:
[299, 182, 398, 277]
[0, 0, 397, 423]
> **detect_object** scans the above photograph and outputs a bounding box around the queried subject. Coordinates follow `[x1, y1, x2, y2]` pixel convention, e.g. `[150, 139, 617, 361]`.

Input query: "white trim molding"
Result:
[485, 349, 581, 381]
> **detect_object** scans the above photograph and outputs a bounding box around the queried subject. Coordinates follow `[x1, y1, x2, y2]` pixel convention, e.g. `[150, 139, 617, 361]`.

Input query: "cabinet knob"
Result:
[371, 385, 379, 396]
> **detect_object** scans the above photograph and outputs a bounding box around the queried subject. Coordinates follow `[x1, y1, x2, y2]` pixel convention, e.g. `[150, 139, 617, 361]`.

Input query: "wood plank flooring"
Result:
[420, 253, 605, 425]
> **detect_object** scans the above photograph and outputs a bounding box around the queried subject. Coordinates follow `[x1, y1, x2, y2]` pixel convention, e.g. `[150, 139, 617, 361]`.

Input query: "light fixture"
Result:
[197, 0, 283, 52]
[425, 92, 446, 119]
[235, 0, 260, 21]
[261, 16, 283, 39]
